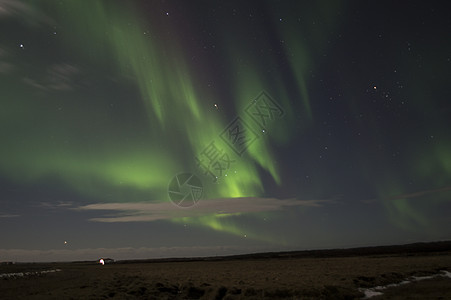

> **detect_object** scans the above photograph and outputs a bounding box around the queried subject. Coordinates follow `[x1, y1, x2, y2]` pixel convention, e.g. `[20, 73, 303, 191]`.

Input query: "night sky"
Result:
[1, 1, 450, 262]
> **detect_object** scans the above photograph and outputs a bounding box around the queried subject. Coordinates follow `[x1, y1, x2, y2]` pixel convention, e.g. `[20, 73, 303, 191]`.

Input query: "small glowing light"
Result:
[64, 241, 67, 245]
[214, 103, 218, 109]
[99, 259, 105, 265]
[373, 86, 377, 90]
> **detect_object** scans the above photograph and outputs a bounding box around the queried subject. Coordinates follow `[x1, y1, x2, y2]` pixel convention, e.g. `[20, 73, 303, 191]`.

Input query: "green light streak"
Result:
[0, 1, 349, 243]
[416, 141, 451, 186]
[0, 140, 177, 201]
[281, 37, 312, 118]
[385, 196, 428, 231]
[172, 214, 278, 244]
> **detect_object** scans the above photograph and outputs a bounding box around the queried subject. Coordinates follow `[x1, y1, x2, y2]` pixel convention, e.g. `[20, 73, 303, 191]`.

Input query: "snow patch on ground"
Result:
[0, 269, 61, 279]
[359, 270, 451, 299]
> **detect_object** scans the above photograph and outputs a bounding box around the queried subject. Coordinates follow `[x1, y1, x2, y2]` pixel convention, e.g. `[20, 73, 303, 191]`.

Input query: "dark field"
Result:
[1, 242, 451, 299]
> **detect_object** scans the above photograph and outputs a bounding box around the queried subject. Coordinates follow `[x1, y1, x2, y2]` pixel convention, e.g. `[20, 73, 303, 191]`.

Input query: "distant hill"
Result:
[115, 240, 451, 264]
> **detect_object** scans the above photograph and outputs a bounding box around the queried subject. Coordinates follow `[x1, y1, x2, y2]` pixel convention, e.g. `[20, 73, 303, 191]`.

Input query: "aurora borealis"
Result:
[1, 0, 450, 261]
